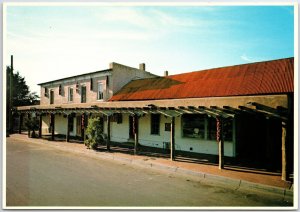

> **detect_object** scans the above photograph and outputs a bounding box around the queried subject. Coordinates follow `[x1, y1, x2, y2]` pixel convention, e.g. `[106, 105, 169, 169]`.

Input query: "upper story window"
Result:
[97, 82, 104, 100]
[151, 114, 160, 135]
[59, 85, 62, 95]
[50, 90, 54, 104]
[44, 87, 49, 97]
[81, 85, 86, 103]
[68, 87, 73, 102]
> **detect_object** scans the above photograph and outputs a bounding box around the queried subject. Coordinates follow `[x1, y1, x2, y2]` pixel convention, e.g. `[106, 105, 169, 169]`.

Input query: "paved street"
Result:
[6, 138, 292, 207]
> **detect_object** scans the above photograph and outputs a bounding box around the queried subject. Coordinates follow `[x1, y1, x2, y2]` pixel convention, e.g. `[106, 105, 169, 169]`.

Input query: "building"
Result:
[16, 57, 294, 181]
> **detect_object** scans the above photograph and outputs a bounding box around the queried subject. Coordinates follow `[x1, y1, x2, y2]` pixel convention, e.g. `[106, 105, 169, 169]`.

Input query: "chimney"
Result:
[139, 63, 145, 71]
[109, 62, 114, 69]
[164, 70, 169, 76]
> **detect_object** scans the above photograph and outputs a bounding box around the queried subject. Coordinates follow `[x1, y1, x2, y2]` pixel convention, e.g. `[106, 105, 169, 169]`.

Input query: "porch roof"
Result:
[15, 103, 287, 121]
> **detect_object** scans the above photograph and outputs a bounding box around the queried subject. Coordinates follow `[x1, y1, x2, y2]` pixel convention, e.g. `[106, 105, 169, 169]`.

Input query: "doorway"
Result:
[129, 116, 134, 140]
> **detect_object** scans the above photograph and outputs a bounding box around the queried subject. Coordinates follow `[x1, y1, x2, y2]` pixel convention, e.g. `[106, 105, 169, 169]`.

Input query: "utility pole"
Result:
[9, 55, 14, 134]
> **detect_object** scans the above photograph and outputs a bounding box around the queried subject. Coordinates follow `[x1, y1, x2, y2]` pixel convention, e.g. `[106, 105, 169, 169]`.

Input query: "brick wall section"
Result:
[40, 75, 110, 105]
[39, 63, 157, 106]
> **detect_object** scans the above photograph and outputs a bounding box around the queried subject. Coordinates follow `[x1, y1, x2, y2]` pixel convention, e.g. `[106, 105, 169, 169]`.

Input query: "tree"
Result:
[7, 66, 40, 107]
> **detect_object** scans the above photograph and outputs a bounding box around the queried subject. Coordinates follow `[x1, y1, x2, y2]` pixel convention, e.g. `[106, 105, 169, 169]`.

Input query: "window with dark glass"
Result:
[81, 86, 86, 103]
[59, 85, 62, 95]
[44, 87, 49, 97]
[207, 117, 217, 140]
[223, 120, 233, 141]
[90, 78, 93, 91]
[182, 114, 205, 138]
[68, 87, 73, 102]
[111, 113, 122, 124]
[151, 114, 160, 135]
[50, 90, 54, 104]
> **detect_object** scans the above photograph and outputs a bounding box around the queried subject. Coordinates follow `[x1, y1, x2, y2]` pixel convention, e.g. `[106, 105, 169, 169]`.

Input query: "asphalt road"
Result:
[6, 139, 292, 207]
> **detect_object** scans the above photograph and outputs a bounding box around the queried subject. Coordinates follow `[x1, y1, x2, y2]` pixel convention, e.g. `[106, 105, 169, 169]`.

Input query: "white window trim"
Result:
[97, 82, 104, 100]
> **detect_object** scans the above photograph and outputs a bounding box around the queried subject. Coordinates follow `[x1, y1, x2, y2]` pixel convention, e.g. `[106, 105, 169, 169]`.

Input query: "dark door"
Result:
[50, 90, 54, 104]
[81, 86, 86, 103]
[129, 116, 134, 139]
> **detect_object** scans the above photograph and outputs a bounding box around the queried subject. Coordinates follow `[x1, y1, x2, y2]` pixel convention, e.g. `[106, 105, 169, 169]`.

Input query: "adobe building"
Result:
[16, 58, 294, 181]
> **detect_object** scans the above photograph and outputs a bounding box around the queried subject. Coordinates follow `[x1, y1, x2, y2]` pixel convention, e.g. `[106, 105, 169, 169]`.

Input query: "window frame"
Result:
[81, 85, 87, 103]
[50, 89, 54, 104]
[181, 114, 234, 142]
[68, 87, 74, 102]
[97, 82, 104, 100]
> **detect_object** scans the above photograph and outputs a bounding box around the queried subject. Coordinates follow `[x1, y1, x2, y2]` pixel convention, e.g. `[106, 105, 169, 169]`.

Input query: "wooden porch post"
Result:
[38, 114, 42, 138]
[107, 115, 111, 151]
[66, 114, 70, 142]
[81, 114, 85, 141]
[51, 114, 55, 141]
[217, 117, 224, 169]
[170, 117, 175, 161]
[18, 113, 23, 134]
[134, 115, 139, 155]
[27, 113, 31, 137]
[281, 121, 287, 181]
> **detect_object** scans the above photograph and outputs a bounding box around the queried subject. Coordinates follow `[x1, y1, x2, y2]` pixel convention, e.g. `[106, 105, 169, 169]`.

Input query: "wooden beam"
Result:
[170, 117, 175, 161]
[66, 115, 70, 142]
[282, 121, 287, 181]
[51, 114, 55, 141]
[217, 117, 224, 169]
[18, 113, 23, 134]
[38, 114, 42, 138]
[107, 115, 111, 151]
[134, 115, 139, 155]
[81, 114, 85, 141]
[27, 113, 31, 137]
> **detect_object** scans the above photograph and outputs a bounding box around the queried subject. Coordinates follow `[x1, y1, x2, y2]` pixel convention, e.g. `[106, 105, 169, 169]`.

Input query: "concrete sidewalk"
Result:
[7, 133, 294, 202]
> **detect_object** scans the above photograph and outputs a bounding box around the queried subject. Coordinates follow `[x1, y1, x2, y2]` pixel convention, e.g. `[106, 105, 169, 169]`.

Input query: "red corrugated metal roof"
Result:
[110, 58, 294, 101]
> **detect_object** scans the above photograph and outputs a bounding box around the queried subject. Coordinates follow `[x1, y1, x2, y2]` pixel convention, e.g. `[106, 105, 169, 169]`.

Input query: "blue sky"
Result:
[5, 5, 295, 94]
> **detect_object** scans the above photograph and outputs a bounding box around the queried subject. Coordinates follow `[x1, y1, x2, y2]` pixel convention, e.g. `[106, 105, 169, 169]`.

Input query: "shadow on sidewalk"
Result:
[16, 132, 290, 181]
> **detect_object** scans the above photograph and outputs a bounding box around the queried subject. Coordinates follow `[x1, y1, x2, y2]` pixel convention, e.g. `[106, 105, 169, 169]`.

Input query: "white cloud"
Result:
[240, 54, 266, 63]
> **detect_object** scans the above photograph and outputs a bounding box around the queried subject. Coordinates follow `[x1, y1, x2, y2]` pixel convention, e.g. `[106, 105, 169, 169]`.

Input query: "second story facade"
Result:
[39, 62, 157, 105]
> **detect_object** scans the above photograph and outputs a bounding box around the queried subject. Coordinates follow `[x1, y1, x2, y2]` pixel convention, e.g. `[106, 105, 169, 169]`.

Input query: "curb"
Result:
[9, 135, 294, 203]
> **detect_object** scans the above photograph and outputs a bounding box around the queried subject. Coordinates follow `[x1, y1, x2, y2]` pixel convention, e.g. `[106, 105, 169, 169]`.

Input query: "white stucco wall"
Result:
[42, 114, 77, 136]
[48, 112, 235, 157]
[110, 114, 130, 142]
[103, 114, 235, 157]
[42, 115, 50, 134]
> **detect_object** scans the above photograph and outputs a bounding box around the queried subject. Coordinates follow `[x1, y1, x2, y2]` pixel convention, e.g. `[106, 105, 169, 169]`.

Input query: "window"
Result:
[181, 114, 234, 142]
[81, 86, 86, 103]
[44, 87, 49, 97]
[90, 78, 93, 91]
[59, 85, 62, 95]
[151, 114, 160, 135]
[165, 123, 171, 131]
[223, 120, 233, 141]
[97, 82, 104, 100]
[111, 114, 122, 124]
[68, 87, 73, 102]
[50, 90, 54, 104]
[207, 117, 216, 140]
[182, 114, 205, 138]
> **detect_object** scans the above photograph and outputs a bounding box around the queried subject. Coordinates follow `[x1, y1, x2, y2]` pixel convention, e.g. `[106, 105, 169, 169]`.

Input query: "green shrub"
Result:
[25, 118, 39, 138]
[84, 117, 104, 150]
